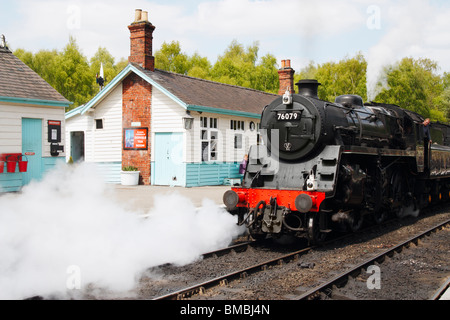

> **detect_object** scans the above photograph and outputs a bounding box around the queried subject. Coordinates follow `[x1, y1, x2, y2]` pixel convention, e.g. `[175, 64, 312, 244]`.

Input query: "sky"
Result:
[1, 0, 450, 98]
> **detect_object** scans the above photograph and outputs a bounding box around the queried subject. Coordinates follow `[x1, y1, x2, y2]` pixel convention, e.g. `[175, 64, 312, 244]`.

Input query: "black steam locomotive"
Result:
[224, 80, 450, 243]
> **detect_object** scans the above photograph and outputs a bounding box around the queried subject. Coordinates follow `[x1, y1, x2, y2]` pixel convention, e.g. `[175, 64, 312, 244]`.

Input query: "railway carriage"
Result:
[223, 80, 450, 243]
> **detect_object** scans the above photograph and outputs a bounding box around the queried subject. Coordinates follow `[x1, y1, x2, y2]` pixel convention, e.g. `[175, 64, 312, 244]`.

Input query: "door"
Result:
[154, 133, 184, 186]
[22, 118, 43, 185]
[70, 131, 85, 162]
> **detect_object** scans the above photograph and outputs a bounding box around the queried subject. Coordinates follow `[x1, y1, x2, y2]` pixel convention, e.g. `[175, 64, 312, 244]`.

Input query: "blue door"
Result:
[154, 133, 184, 186]
[22, 118, 43, 185]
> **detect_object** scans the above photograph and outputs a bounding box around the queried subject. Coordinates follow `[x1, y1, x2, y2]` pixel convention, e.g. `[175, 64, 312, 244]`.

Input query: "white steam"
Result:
[0, 163, 243, 299]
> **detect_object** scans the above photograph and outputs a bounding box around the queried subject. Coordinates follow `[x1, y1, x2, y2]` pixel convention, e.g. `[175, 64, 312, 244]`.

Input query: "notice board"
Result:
[123, 127, 148, 150]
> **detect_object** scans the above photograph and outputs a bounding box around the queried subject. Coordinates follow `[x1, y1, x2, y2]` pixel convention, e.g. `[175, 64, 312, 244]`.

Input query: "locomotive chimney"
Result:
[278, 59, 295, 95]
[128, 9, 155, 71]
[296, 79, 321, 99]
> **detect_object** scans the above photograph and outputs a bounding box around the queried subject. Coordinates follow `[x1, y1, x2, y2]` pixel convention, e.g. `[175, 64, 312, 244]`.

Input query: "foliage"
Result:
[296, 53, 368, 102]
[374, 57, 446, 121]
[13, 37, 125, 111]
[122, 166, 139, 171]
[13, 36, 450, 122]
[154, 39, 279, 94]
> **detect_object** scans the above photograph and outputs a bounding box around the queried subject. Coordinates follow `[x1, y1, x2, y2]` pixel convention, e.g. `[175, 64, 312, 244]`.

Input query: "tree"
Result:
[296, 53, 368, 101]
[14, 38, 126, 110]
[155, 41, 190, 74]
[210, 40, 258, 88]
[253, 53, 279, 93]
[375, 57, 446, 121]
[154, 39, 278, 93]
[186, 52, 212, 79]
[89, 47, 126, 93]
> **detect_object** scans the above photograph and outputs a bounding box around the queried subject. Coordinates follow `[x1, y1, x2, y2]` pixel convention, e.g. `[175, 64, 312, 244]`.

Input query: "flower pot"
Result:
[121, 171, 140, 186]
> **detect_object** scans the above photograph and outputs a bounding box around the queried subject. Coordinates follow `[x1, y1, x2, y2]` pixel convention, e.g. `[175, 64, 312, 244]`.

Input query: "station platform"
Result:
[112, 184, 231, 213]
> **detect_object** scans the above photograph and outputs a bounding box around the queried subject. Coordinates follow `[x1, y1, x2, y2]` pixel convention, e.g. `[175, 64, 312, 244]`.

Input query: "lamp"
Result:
[183, 111, 194, 130]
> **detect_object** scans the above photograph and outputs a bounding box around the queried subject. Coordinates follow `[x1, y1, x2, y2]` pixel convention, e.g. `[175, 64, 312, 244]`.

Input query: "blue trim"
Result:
[187, 104, 260, 119]
[0, 96, 71, 108]
[95, 162, 122, 184]
[0, 172, 22, 192]
[186, 162, 240, 187]
[65, 104, 85, 119]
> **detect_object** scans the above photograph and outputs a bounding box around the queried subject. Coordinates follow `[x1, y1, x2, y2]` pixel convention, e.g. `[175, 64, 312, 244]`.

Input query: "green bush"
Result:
[122, 166, 139, 171]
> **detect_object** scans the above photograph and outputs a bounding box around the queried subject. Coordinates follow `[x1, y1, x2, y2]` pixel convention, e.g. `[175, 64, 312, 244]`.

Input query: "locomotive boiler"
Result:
[223, 79, 450, 243]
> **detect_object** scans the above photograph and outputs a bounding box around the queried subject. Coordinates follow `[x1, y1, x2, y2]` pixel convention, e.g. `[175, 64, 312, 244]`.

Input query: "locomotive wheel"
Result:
[390, 170, 409, 218]
[372, 210, 387, 224]
[347, 211, 364, 232]
[307, 216, 327, 245]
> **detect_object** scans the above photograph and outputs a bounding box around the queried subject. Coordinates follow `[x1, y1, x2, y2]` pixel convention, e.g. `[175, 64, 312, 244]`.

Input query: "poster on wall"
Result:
[123, 127, 148, 150]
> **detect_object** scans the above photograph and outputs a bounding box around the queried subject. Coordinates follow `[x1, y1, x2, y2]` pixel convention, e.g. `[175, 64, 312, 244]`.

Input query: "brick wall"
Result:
[122, 73, 152, 185]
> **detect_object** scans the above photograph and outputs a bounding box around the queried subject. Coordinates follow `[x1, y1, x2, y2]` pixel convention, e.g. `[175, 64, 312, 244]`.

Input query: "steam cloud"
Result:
[0, 163, 243, 299]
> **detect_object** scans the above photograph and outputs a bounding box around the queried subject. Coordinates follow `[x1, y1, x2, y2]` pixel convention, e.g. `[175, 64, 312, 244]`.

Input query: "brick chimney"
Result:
[122, 9, 154, 185]
[128, 9, 155, 71]
[278, 59, 295, 95]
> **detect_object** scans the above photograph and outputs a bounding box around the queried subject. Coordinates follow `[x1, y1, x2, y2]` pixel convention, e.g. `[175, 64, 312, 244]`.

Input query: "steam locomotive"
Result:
[223, 80, 450, 243]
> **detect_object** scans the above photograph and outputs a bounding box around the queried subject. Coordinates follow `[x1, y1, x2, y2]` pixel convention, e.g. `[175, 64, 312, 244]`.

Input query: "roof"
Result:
[0, 47, 70, 107]
[140, 64, 277, 115]
[67, 62, 277, 119]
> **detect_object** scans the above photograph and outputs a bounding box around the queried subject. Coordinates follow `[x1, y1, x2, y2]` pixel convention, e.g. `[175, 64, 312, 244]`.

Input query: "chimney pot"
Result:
[135, 9, 142, 22]
[281, 60, 286, 68]
[285, 59, 291, 68]
[142, 11, 148, 21]
[129, 9, 155, 71]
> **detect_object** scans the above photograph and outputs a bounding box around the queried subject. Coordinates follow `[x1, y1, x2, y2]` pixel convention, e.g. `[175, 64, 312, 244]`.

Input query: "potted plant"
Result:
[121, 166, 140, 186]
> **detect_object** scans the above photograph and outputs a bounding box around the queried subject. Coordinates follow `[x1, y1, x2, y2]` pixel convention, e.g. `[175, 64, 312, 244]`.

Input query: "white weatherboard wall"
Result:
[0, 103, 65, 157]
[0, 102, 66, 192]
[65, 83, 123, 183]
[186, 112, 259, 164]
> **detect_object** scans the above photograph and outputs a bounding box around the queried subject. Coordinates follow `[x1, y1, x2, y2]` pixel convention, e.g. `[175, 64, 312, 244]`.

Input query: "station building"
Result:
[65, 9, 294, 187]
[0, 37, 70, 192]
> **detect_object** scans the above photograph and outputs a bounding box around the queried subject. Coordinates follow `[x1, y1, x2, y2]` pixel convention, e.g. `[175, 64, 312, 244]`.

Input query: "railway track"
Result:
[153, 245, 313, 300]
[295, 218, 450, 300]
[151, 220, 388, 300]
[152, 213, 449, 301]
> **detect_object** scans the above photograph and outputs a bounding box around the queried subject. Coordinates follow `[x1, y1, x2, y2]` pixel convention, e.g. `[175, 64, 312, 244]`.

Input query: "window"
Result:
[95, 119, 103, 129]
[234, 133, 243, 149]
[230, 120, 244, 131]
[200, 116, 218, 162]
